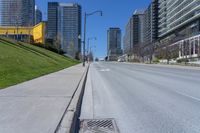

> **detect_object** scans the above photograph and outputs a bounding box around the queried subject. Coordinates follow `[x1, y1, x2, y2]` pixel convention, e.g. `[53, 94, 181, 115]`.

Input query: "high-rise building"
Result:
[107, 28, 122, 61]
[158, 0, 200, 60]
[47, 2, 81, 58]
[0, 0, 35, 27]
[35, 6, 42, 25]
[123, 10, 145, 58]
[141, 0, 159, 61]
[47, 2, 59, 40]
[57, 3, 81, 58]
[158, 0, 200, 38]
[124, 17, 134, 55]
[144, 0, 159, 45]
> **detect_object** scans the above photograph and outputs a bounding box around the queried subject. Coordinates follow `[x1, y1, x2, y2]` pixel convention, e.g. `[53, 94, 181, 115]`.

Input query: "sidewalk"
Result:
[0, 64, 88, 133]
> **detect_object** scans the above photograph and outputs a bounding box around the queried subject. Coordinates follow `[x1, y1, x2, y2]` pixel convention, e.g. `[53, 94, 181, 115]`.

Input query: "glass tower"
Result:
[47, 2, 81, 58]
[57, 3, 81, 58]
[107, 28, 122, 60]
[35, 6, 42, 25]
[0, 0, 35, 26]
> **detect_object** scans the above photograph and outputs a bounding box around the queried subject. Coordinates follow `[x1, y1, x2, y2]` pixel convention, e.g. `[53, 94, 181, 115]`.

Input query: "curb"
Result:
[55, 65, 89, 133]
[123, 62, 200, 70]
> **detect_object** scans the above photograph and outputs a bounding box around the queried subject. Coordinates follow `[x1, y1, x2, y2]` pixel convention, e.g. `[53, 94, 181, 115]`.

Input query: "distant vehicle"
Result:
[118, 58, 124, 62]
[95, 58, 99, 62]
[118, 55, 126, 62]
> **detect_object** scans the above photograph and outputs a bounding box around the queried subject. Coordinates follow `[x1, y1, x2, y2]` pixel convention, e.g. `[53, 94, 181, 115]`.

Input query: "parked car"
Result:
[118, 58, 124, 62]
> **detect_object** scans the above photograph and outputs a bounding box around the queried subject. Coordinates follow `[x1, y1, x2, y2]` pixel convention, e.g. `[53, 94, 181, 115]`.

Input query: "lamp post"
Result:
[87, 37, 97, 55]
[87, 37, 97, 62]
[83, 10, 103, 67]
[89, 45, 97, 62]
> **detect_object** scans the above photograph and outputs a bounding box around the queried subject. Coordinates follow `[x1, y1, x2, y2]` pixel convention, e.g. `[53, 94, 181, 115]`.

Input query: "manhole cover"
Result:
[79, 118, 120, 133]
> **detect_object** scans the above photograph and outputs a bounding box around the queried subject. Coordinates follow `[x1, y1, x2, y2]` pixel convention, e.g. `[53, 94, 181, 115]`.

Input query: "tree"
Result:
[198, 41, 200, 58]
[54, 34, 61, 54]
[12, 0, 22, 41]
[68, 40, 75, 57]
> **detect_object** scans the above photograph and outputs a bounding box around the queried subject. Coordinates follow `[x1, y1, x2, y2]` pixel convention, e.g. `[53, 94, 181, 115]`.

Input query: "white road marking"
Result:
[175, 90, 200, 102]
[99, 69, 110, 72]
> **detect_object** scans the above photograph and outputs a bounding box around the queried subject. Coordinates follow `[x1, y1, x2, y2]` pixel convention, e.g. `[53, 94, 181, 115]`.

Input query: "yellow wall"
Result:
[0, 27, 32, 35]
[0, 22, 46, 44]
[33, 22, 46, 44]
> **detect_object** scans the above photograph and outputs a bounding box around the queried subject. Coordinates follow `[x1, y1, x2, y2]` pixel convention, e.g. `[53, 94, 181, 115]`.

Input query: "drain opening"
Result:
[79, 118, 120, 133]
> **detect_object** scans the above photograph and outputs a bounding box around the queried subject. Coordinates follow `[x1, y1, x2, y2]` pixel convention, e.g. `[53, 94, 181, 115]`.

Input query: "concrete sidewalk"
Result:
[0, 64, 88, 133]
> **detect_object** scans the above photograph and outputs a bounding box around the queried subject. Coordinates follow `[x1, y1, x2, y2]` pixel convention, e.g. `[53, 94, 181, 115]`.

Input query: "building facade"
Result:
[123, 10, 145, 61]
[0, 0, 35, 27]
[143, 0, 159, 45]
[123, 0, 200, 62]
[142, 0, 159, 62]
[124, 17, 133, 55]
[157, 0, 200, 60]
[0, 22, 46, 44]
[57, 3, 81, 58]
[47, 2, 81, 58]
[35, 6, 42, 25]
[107, 28, 122, 61]
[47, 2, 59, 40]
[159, 0, 200, 38]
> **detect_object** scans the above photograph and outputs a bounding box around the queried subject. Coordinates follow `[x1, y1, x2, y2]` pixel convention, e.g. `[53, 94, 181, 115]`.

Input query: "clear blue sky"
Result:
[36, 0, 151, 58]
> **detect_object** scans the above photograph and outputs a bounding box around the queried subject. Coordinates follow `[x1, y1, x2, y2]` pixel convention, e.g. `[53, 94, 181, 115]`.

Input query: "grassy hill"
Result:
[0, 37, 79, 89]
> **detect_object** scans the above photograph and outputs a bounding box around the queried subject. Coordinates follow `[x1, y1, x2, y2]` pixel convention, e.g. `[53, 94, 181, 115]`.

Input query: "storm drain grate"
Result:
[79, 118, 120, 133]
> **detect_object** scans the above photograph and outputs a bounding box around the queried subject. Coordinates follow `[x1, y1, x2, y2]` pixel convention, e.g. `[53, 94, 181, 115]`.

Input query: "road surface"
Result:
[80, 62, 200, 133]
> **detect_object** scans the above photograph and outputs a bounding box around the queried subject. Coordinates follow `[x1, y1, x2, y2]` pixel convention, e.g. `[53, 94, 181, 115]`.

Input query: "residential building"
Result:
[159, 0, 200, 38]
[158, 0, 200, 60]
[0, 0, 35, 27]
[123, 0, 200, 62]
[123, 10, 145, 60]
[35, 6, 42, 25]
[123, 17, 133, 55]
[47, 2, 81, 58]
[142, 0, 159, 61]
[143, 0, 159, 45]
[107, 28, 122, 61]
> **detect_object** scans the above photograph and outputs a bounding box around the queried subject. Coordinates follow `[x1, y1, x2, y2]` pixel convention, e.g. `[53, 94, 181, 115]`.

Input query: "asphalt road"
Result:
[80, 62, 200, 133]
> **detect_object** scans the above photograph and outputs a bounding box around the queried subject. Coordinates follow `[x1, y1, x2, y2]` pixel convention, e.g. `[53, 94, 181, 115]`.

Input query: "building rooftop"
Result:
[133, 9, 145, 15]
[108, 27, 121, 30]
[59, 3, 80, 7]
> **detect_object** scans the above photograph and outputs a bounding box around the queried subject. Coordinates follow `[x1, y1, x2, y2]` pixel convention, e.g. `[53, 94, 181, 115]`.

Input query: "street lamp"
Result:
[83, 10, 103, 67]
[87, 37, 97, 55]
[90, 45, 96, 53]
[89, 44, 97, 62]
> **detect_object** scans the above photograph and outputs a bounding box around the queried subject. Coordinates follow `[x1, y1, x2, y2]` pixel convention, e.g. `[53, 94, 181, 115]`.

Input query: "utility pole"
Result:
[82, 10, 102, 67]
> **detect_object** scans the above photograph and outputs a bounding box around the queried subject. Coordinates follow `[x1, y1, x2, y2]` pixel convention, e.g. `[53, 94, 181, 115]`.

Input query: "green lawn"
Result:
[0, 38, 79, 89]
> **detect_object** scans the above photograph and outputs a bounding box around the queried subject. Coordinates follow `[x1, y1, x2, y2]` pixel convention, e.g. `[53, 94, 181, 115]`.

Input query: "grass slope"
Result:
[0, 38, 79, 89]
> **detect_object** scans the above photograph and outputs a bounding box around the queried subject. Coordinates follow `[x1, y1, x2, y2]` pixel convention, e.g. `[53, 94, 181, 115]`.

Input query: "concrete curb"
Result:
[55, 65, 89, 133]
[123, 62, 200, 70]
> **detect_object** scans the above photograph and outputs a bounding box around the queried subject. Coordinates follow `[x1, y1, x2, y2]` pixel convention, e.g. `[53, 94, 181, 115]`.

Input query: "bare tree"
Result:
[10, 0, 22, 41]
[28, 19, 33, 43]
[54, 34, 61, 54]
[68, 40, 75, 57]
[198, 40, 200, 58]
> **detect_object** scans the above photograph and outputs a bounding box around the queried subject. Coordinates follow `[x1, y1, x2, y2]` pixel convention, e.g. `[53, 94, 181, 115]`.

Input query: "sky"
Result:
[36, 0, 151, 58]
